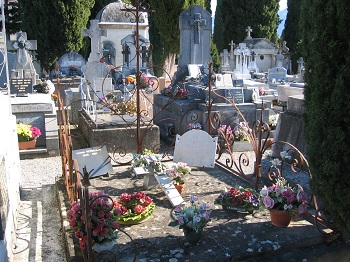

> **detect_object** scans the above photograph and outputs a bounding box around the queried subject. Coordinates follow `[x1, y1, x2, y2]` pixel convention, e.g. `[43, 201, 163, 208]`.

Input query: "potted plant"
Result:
[260, 176, 308, 227]
[165, 162, 191, 194]
[114, 191, 155, 225]
[217, 125, 234, 151]
[232, 122, 251, 142]
[214, 186, 260, 213]
[169, 195, 211, 245]
[67, 191, 120, 251]
[17, 123, 41, 150]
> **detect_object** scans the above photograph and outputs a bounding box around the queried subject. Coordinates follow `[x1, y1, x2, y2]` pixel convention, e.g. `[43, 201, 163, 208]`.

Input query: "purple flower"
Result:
[263, 196, 275, 209]
[297, 189, 307, 202]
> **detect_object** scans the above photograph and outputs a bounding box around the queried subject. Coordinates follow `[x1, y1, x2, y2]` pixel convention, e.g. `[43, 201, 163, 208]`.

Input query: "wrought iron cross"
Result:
[122, 43, 130, 67]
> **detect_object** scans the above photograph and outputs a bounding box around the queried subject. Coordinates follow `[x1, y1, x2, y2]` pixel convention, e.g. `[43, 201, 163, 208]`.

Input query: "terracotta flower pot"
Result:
[174, 183, 185, 194]
[269, 209, 292, 228]
[18, 140, 36, 150]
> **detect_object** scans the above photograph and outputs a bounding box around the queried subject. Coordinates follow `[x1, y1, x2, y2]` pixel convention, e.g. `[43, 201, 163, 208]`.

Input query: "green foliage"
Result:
[282, 0, 302, 74]
[214, 0, 279, 52]
[301, 0, 350, 232]
[2, 1, 21, 35]
[210, 39, 221, 73]
[18, 0, 94, 71]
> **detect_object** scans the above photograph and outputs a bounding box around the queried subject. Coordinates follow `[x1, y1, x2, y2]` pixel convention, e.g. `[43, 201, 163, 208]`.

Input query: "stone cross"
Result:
[122, 43, 130, 67]
[8, 31, 37, 67]
[82, 20, 107, 62]
[229, 40, 235, 53]
[245, 26, 252, 39]
[189, 13, 206, 44]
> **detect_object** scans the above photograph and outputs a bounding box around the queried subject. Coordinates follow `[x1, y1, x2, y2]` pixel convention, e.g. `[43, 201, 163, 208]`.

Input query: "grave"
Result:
[172, 5, 212, 85]
[55, 51, 85, 77]
[11, 94, 59, 155]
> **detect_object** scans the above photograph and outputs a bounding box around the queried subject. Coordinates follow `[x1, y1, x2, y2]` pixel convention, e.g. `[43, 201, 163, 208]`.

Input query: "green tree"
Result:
[282, 0, 302, 74]
[301, 0, 350, 232]
[18, 0, 94, 71]
[214, 0, 280, 52]
[213, 0, 224, 51]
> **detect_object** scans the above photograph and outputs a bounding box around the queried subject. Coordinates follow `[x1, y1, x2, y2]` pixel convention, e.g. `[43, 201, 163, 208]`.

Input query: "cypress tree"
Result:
[282, 0, 302, 74]
[18, 0, 94, 71]
[301, 0, 350, 231]
[214, 0, 279, 52]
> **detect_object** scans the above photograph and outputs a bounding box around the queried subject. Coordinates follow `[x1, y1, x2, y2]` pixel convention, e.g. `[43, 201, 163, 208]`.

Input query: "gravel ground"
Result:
[12, 156, 67, 262]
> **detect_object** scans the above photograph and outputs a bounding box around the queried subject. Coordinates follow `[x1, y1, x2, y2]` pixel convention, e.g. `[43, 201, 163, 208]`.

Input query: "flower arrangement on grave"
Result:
[111, 100, 137, 115]
[233, 122, 251, 142]
[161, 85, 188, 99]
[106, 92, 115, 100]
[114, 191, 155, 224]
[17, 123, 41, 142]
[187, 123, 202, 130]
[165, 162, 191, 185]
[140, 75, 152, 88]
[67, 191, 120, 250]
[259, 87, 267, 95]
[214, 186, 260, 213]
[51, 93, 58, 104]
[218, 125, 234, 141]
[69, 65, 79, 71]
[260, 176, 308, 216]
[125, 75, 135, 84]
[169, 195, 211, 244]
[268, 114, 279, 129]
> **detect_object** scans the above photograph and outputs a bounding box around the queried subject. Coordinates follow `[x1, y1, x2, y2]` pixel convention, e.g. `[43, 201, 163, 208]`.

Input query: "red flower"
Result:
[134, 205, 145, 214]
[232, 196, 243, 206]
[228, 188, 239, 196]
[132, 192, 145, 200]
[241, 190, 253, 200]
[142, 196, 153, 206]
[120, 193, 131, 202]
[114, 205, 128, 215]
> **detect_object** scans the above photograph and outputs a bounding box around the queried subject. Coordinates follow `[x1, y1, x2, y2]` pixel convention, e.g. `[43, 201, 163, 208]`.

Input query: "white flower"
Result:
[260, 186, 269, 197]
[271, 158, 282, 167]
[280, 151, 292, 160]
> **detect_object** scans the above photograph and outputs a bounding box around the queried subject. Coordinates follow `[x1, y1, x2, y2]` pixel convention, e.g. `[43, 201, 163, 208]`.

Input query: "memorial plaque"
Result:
[225, 88, 244, 104]
[233, 79, 244, 87]
[10, 78, 32, 94]
[72, 146, 113, 179]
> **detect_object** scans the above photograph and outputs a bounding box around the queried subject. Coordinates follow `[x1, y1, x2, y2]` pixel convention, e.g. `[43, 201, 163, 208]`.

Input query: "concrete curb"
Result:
[56, 177, 83, 262]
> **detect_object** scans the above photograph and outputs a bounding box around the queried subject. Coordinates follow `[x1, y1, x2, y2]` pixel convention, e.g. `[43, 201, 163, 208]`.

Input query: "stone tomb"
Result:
[11, 93, 59, 155]
[78, 109, 160, 154]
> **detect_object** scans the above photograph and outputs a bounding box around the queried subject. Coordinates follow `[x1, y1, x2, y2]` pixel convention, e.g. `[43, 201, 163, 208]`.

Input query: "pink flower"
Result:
[92, 226, 101, 236]
[98, 211, 105, 218]
[263, 196, 275, 209]
[282, 189, 295, 203]
[111, 221, 120, 228]
[67, 209, 74, 217]
[100, 227, 109, 236]
[69, 219, 77, 226]
[297, 189, 307, 202]
[114, 205, 128, 215]
[297, 203, 308, 215]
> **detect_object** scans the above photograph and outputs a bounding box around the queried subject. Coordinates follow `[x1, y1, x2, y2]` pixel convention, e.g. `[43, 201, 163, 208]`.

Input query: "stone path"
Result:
[12, 156, 66, 262]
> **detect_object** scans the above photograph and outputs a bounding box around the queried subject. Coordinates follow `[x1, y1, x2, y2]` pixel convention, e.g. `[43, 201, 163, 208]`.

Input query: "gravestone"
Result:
[7, 32, 39, 94]
[268, 53, 287, 83]
[172, 5, 212, 85]
[56, 51, 86, 76]
[82, 20, 107, 63]
[11, 94, 59, 154]
[225, 88, 245, 104]
[72, 146, 114, 179]
[233, 42, 251, 80]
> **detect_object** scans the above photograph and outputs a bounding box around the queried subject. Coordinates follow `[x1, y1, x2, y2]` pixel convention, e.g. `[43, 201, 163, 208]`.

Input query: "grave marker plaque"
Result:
[225, 88, 244, 104]
[233, 79, 244, 87]
[10, 78, 32, 94]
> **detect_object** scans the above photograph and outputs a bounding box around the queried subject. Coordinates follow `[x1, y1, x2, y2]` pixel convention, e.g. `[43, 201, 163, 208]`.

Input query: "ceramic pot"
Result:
[183, 227, 202, 245]
[269, 209, 292, 228]
[18, 140, 36, 150]
[93, 239, 117, 253]
[174, 183, 185, 194]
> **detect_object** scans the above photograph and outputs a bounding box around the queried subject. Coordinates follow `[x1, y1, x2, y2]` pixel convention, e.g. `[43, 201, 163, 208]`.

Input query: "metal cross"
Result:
[190, 13, 206, 44]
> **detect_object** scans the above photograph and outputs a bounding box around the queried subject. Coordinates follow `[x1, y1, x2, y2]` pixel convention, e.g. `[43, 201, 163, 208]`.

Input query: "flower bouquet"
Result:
[187, 123, 202, 130]
[114, 191, 155, 225]
[233, 122, 251, 142]
[166, 162, 191, 185]
[17, 123, 41, 142]
[214, 186, 260, 213]
[260, 176, 308, 227]
[169, 195, 211, 244]
[260, 176, 308, 216]
[67, 191, 120, 250]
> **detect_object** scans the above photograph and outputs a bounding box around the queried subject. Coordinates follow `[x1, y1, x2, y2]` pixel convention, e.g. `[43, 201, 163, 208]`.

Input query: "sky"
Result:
[211, 0, 288, 15]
